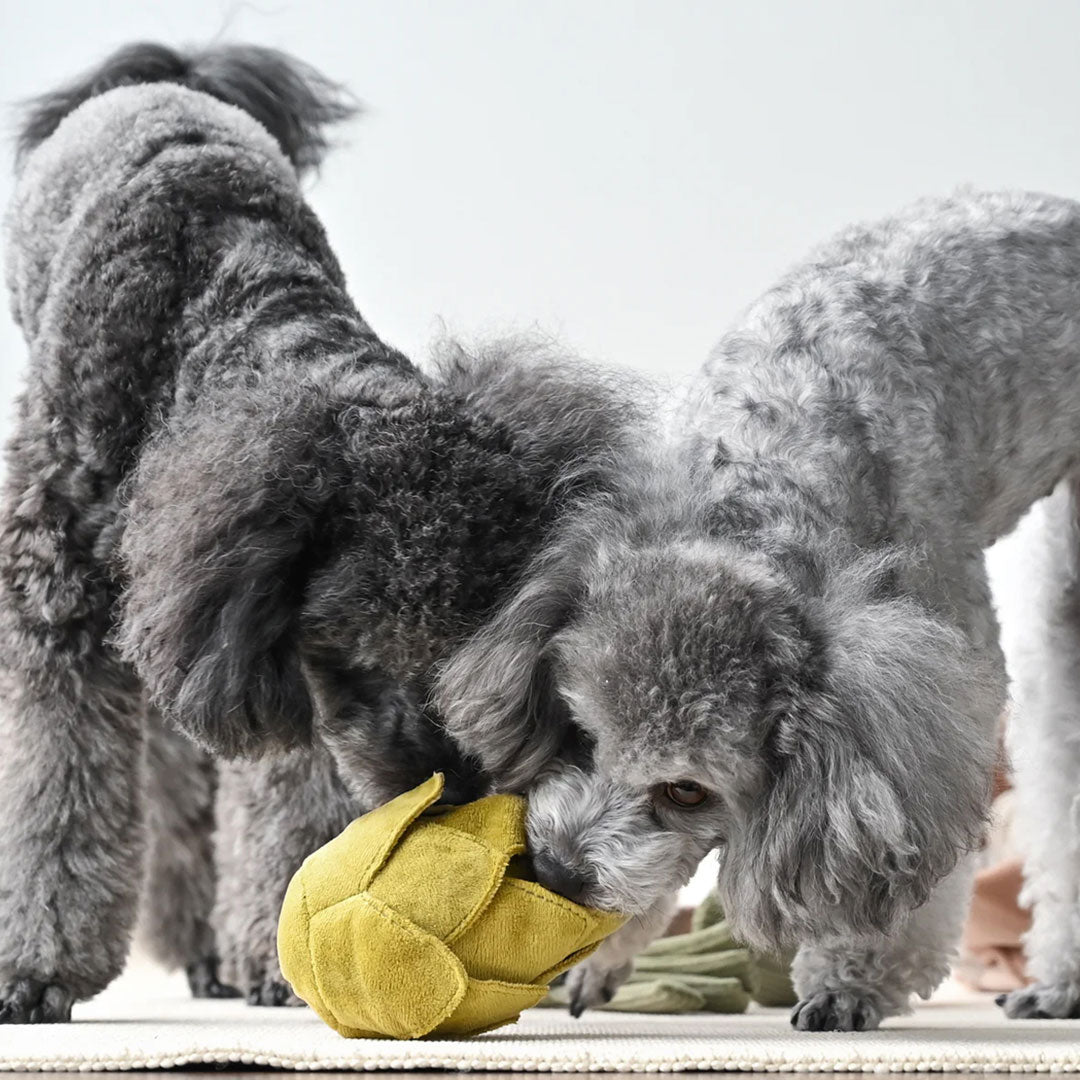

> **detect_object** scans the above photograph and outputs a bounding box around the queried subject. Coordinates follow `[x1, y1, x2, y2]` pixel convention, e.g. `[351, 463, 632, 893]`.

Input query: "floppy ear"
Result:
[117, 391, 346, 758]
[719, 557, 1001, 949]
[431, 338, 641, 789]
[435, 542, 584, 791]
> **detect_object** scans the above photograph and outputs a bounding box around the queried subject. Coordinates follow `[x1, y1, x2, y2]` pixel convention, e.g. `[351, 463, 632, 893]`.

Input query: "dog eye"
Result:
[664, 780, 709, 808]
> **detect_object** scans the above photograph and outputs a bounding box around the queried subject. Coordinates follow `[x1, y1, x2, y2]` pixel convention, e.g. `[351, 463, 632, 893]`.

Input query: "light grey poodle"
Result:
[438, 189, 1080, 1028]
[0, 43, 640, 1022]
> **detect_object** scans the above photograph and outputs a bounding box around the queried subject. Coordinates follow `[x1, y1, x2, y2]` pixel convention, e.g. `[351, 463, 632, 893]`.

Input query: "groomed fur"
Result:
[0, 42, 373, 1024]
[206, 335, 645, 1004]
[439, 189, 1080, 1025]
[0, 42, 645, 1020]
[16, 41, 356, 172]
[118, 337, 639, 769]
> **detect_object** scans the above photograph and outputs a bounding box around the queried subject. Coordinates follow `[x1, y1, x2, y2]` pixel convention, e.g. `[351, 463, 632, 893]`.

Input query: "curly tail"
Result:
[16, 42, 357, 173]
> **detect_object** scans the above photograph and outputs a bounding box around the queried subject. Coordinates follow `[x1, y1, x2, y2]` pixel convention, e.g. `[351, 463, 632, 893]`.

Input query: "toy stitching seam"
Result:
[537, 940, 607, 983]
[358, 774, 444, 891]
[298, 874, 333, 1023]
[415, 823, 509, 945]
[355, 891, 466, 1039]
[462, 976, 550, 997]
[502, 877, 591, 935]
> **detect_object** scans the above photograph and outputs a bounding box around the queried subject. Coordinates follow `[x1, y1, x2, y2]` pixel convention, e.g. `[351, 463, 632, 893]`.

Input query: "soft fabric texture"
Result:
[1, 972, 1075, 1073]
[955, 785, 1031, 994]
[277, 774, 625, 1038]
[961, 857, 1030, 992]
[540, 890, 795, 1015]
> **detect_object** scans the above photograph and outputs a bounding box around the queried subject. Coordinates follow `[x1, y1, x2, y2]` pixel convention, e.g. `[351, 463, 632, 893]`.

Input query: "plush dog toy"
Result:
[278, 774, 625, 1038]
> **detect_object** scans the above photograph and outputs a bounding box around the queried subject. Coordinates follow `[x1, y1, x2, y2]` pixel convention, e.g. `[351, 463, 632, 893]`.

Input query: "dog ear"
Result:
[435, 542, 584, 791]
[117, 391, 346, 758]
[431, 340, 642, 790]
[719, 557, 1000, 949]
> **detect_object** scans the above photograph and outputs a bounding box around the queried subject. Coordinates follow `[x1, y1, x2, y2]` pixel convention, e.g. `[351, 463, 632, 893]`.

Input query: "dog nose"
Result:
[532, 851, 592, 904]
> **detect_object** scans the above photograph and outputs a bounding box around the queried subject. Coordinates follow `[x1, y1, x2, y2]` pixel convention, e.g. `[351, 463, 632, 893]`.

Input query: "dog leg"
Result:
[791, 853, 976, 1031]
[997, 480, 1080, 1019]
[214, 745, 356, 1006]
[0, 597, 145, 1021]
[565, 893, 679, 1017]
[139, 709, 238, 999]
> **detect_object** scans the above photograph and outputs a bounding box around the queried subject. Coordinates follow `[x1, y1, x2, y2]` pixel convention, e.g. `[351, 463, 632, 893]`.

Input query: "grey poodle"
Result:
[0, 43, 640, 1021]
[438, 189, 1080, 1028]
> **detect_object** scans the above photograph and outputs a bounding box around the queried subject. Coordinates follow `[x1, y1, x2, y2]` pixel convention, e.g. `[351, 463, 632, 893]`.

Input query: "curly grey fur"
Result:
[0, 42, 364, 1024]
[213, 746, 354, 1006]
[439, 189, 1080, 1025]
[139, 707, 238, 1000]
[0, 43, 643, 1021]
[15, 41, 357, 172]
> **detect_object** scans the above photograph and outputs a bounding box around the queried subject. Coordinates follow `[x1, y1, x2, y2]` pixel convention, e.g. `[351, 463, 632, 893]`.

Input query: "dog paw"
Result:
[185, 956, 241, 1000]
[791, 990, 881, 1032]
[566, 959, 632, 1018]
[246, 975, 302, 1007]
[0, 977, 75, 1023]
[998, 983, 1080, 1019]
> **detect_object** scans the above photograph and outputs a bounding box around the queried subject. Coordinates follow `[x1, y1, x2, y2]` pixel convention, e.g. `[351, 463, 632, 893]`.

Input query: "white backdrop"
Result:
[4, 1, 1079, 399]
[0, 2, 1067, 896]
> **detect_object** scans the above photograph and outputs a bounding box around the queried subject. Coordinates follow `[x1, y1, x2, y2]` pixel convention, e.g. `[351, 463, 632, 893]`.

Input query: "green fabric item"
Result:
[625, 972, 751, 1012]
[542, 978, 713, 1014]
[691, 889, 727, 933]
[634, 918, 736, 957]
[540, 889, 795, 1015]
[633, 946, 753, 978]
[747, 949, 799, 1008]
[594, 981, 707, 1014]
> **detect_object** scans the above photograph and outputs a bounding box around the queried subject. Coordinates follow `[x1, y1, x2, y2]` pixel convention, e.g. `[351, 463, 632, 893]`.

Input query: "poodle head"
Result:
[437, 537, 999, 947]
[119, 339, 641, 810]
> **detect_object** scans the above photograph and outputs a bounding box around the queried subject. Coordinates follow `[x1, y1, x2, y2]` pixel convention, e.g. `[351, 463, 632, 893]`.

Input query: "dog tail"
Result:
[16, 42, 357, 173]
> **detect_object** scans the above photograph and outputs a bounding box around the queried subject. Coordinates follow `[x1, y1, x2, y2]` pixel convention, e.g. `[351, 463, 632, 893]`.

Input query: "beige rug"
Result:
[2, 969, 1077, 1073]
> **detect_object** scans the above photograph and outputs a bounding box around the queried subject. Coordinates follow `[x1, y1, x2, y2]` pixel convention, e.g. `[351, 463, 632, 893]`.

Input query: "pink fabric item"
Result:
[958, 856, 1031, 992]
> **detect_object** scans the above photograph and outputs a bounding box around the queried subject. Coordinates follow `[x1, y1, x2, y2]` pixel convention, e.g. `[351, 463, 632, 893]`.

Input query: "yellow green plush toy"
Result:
[277, 773, 626, 1039]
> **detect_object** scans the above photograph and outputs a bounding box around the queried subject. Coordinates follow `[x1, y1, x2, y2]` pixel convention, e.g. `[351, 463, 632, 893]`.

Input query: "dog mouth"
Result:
[438, 761, 490, 805]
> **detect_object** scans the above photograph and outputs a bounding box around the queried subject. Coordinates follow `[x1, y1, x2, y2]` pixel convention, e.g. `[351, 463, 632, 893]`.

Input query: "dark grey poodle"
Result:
[0, 43, 638, 1022]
